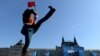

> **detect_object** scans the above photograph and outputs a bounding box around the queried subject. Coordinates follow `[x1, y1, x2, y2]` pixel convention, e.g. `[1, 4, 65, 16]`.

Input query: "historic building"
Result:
[0, 37, 100, 56]
[61, 37, 84, 56]
[0, 40, 22, 56]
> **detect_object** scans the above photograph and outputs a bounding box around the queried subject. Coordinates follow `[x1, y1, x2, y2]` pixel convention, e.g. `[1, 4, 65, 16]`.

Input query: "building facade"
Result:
[61, 37, 84, 56]
[0, 40, 22, 56]
[0, 37, 100, 56]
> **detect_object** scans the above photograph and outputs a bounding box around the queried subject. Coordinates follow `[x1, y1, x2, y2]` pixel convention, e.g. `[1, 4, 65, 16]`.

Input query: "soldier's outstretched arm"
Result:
[34, 6, 56, 33]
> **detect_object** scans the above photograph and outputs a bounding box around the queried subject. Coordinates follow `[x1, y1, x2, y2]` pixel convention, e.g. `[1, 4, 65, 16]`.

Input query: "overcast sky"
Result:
[0, 0, 100, 50]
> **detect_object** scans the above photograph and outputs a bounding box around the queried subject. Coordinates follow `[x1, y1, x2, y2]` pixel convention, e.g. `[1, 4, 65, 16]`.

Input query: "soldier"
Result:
[21, 2, 56, 56]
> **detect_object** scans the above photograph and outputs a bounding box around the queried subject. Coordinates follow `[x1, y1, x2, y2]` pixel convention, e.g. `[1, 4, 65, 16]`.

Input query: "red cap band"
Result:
[28, 2, 35, 7]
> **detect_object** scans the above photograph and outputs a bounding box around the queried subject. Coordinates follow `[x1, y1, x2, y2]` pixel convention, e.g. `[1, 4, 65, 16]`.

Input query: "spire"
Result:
[74, 36, 78, 46]
[61, 36, 65, 46]
[62, 36, 65, 43]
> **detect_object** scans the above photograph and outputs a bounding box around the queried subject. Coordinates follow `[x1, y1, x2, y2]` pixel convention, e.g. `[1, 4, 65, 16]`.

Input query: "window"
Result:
[32, 51, 37, 56]
[91, 51, 97, 56]
[45, 52, 50, 56]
